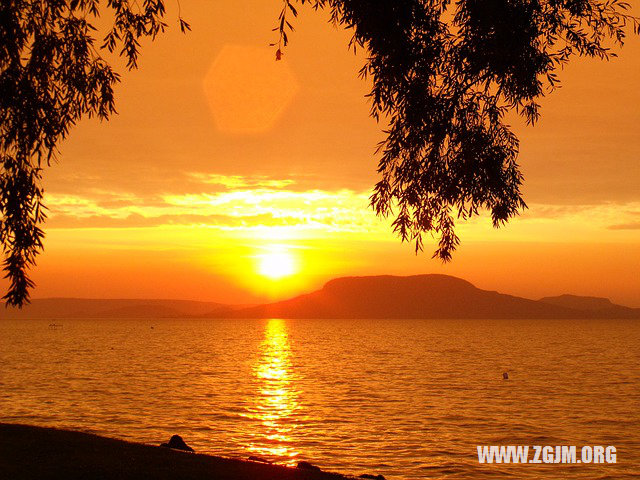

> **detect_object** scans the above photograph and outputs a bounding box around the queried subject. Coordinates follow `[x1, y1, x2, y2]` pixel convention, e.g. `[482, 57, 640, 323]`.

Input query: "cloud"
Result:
[519, 202, 640, 223]
[46, 213, 307, 229]
[186, 173, 296, 189]
[44, 173, 640, 245]
[607, 222, 640, 230]
[45, 177, 384, 236]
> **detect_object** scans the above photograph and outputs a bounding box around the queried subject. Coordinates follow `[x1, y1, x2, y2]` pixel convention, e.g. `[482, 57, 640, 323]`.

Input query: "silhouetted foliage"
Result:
[0, 0, 637, 306]
[278, 0, 638, 260]
[0, 0, 188, 306]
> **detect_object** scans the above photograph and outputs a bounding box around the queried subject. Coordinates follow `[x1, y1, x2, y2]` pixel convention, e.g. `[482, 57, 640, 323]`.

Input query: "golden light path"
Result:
[245, 319, 300, 463]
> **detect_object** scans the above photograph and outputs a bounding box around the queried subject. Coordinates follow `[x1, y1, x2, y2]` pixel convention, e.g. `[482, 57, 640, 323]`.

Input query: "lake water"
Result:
[1, 318, 638, 479]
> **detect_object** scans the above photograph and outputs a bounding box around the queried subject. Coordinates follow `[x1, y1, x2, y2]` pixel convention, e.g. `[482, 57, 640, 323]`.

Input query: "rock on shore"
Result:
[0, 423, 349, 480]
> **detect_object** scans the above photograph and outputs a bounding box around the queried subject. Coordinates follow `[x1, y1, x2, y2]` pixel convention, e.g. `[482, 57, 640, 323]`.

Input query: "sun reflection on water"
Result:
[245, 319, 300, 463]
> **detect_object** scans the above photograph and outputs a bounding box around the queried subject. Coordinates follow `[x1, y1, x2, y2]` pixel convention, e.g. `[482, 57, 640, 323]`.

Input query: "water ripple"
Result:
[0, 317, 638, 479]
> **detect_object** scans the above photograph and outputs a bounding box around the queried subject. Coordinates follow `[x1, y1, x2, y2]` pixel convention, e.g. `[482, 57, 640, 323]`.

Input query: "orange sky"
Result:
[3, 1, 639, 306]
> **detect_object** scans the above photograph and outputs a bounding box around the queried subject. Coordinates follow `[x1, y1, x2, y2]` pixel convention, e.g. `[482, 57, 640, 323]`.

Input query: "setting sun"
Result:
[258, 251, 297, 279]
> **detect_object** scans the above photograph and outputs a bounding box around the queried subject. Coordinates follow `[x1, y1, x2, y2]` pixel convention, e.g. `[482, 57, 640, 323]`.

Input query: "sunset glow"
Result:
[3, 2, 640, 479]
[2, 0, 636, 308]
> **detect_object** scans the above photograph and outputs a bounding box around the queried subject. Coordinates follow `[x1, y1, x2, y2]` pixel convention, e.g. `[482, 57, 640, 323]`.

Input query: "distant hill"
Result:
[3, 298, 231, 319]
[207, 274, 640, 320]
[4, 275, 639, 320]
[539, 294, 639, 318]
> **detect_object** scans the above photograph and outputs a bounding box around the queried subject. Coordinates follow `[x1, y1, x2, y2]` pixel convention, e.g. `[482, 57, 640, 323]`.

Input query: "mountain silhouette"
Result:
[3, 298, 231, 319]
[539, 294, 638, 317]
[4, 275, 638, 319]
[210, 274, 640, 319]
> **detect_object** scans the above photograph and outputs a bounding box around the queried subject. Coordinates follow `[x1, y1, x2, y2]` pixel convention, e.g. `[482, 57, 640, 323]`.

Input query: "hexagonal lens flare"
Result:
[203, 45, 299, 134]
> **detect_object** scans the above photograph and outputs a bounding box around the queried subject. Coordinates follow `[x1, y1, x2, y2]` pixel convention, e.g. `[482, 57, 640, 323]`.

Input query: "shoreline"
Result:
[0, 423, 358, 480]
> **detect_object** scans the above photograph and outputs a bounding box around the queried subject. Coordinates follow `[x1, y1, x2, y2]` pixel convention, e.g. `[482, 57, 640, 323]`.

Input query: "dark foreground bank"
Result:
[0, 423, 355, 480]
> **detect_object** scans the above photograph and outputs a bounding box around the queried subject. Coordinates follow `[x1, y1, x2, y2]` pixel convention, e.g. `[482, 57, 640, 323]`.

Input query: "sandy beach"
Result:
[0, 423, 353, 480]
